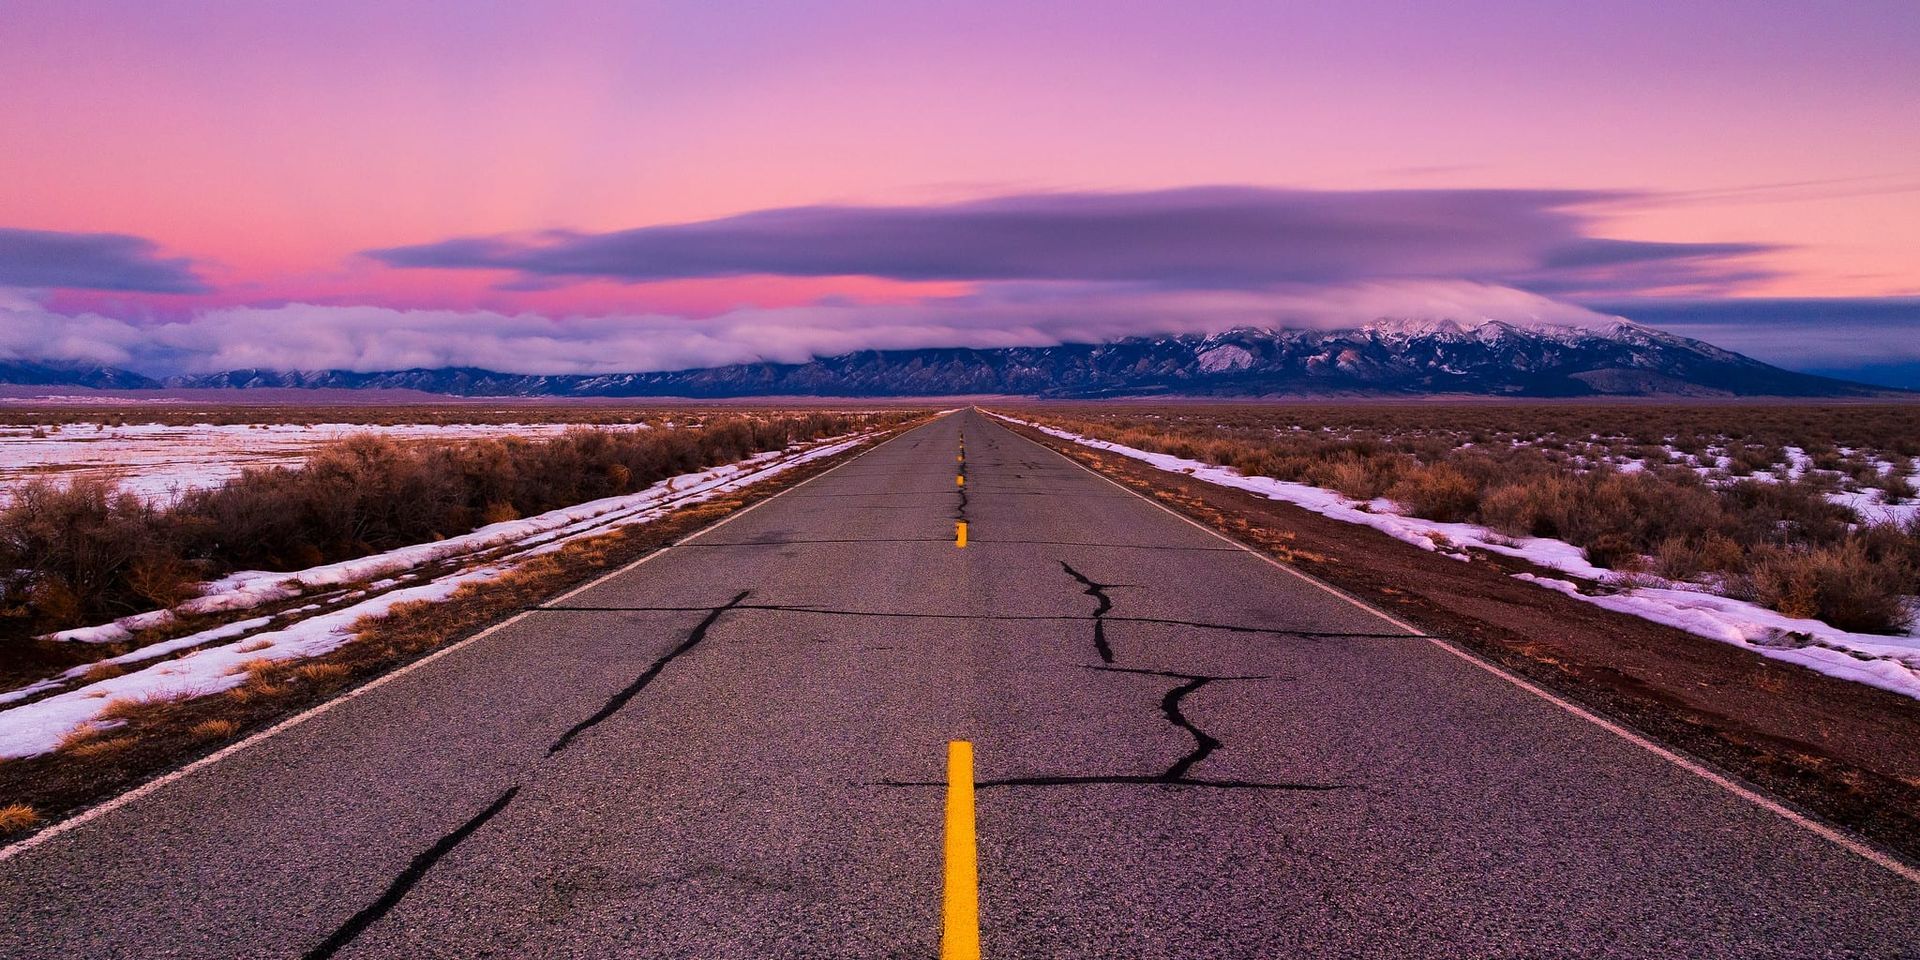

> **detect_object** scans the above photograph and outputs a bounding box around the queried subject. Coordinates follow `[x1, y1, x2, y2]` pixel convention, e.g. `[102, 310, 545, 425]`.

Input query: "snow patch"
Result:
[993, 413, 1920, 701]
[0, 430, 877, 758]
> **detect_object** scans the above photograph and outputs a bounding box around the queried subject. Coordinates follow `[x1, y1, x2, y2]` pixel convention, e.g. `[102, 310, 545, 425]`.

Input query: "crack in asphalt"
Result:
[679, 538, 1239, 552]
[305, 592, 759, 956]
[875, 667, 1343, 792]
[527, 603, 1417, 640]
[681, 538, 954, 546]
[302, 786, 522, 960]
[547, 590, 752, 757]
[1088, 665, 1271, 781]
[968, 775, 1345, 791]
[1060, 561, 1121, 663]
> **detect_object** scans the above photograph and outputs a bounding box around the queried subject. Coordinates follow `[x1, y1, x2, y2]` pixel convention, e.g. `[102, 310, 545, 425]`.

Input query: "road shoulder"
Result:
[998, 417, 1920, 867]
[0, 426, 907, 848]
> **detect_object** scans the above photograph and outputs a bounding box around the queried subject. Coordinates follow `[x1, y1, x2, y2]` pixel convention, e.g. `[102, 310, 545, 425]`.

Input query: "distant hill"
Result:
[0, 359, 160, 390]
[3, 319, 1897, 398]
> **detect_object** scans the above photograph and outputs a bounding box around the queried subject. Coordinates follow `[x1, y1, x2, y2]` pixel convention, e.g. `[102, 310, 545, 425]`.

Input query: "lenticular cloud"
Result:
[366, 186, 1769, 295]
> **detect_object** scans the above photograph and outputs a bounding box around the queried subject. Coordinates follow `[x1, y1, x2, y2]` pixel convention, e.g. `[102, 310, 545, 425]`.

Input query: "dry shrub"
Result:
[1021, 404, 1920, 633]
[0, 411, 896, 648]
[0, 803, 39, 833]
[1741, 543, 1914, 634]
[126, 554, 199, 608]
[1881, 470, 1916, 504]
[479, 501, 520, 525]
[0, 477, 178, 631]
[1654, 536, 1706, 581]
[1477, 478, 1579, 539]
[1386, 465, 1479, 522]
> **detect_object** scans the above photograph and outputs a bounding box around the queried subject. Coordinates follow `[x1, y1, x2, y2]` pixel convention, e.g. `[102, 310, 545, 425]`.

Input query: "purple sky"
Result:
[1, 1, 1917, 383]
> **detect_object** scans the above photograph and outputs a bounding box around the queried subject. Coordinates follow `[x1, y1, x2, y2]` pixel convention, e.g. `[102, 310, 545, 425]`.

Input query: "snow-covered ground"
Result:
[992, 413, 1920, 702]
[0, 421, 649, 504]
[0, 430, 875, 759]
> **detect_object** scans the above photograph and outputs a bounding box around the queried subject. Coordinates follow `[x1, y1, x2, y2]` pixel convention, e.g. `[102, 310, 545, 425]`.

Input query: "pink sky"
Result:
[3, 0, 1916, 316]
[1, 1, 1918, 386]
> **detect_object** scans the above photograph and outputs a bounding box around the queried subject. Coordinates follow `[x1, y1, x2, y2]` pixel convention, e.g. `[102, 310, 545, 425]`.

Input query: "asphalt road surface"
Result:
[2, 409, 1916, 958]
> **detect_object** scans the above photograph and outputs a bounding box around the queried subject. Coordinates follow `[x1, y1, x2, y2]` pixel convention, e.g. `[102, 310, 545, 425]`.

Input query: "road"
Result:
[1, 409, 1915, 958]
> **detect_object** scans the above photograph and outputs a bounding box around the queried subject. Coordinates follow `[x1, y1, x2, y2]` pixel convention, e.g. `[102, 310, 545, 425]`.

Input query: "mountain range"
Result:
[1, 319, 1893, 398]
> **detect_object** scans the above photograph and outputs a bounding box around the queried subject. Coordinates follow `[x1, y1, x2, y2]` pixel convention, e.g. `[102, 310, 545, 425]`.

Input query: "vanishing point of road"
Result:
[1, 409, 1915, 958]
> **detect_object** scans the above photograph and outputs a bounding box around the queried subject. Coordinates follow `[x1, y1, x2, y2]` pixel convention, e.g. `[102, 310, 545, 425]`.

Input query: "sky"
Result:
[2, 0, 1918, 385]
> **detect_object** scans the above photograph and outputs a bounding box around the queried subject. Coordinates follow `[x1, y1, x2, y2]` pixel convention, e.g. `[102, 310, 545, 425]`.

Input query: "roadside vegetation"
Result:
[0, 408, 918, 835]
[0, 472, 838, 838]
[1010, 404, 1920, 634]
[0, 411, 904, 657]
[0, 401, 896, 428]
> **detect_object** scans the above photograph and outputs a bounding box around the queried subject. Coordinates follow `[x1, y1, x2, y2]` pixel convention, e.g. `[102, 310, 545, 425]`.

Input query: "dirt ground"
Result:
[1005, 420, 1920, 866]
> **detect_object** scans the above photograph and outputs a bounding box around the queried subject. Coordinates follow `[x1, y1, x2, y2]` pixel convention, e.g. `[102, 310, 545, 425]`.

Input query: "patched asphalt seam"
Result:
[302, 786, 521, 960]
[546, 590, 752, 757]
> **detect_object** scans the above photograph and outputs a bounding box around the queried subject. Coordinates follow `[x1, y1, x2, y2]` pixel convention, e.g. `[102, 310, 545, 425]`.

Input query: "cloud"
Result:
[1584, 297, 1920, 384]
[0, 228, 207, 293]
[3, 280, 1615, 378]
[365, 186, 1772, 297]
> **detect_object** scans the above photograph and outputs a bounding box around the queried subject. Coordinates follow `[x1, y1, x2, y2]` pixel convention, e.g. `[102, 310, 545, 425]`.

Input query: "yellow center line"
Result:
[943, 740, 981, 960]
[956, 474, 965, 487]
[955, 520, 968, 548]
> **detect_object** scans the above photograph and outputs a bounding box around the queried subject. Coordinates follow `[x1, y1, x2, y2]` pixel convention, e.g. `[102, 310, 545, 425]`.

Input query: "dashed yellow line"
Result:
[955, 521, 968, 548]
[943, 740, 981, 960]
[956, 474, 966, 487]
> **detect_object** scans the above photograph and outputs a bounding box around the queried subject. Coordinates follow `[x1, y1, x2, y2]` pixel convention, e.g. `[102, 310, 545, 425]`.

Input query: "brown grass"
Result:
[188, 718, 237, 739]
[0, 414, 903, 838]
[81, 660, 128, 682]
[1017, 404, 1920, 634]
[291, 662, 350, 684]
[96, 696, 157, 722]
[233, 658, 279, 678]
[0, 410, 913, 649]
[225, 677, 284, 704]
[0, 803, 38, 833]
[68, 736, 138, 759]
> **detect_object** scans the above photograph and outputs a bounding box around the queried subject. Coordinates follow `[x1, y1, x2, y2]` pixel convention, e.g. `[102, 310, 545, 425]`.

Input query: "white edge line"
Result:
[0, 417, 936, 864]
[985, 408, 1920, 885]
